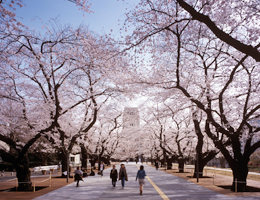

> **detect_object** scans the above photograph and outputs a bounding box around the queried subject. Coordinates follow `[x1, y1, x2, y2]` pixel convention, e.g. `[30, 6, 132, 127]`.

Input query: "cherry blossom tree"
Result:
[0, 68, 56, 191]
[0, 22, 126, 187]
[79, 106, 123, 170]
[124, 0, 260, 191]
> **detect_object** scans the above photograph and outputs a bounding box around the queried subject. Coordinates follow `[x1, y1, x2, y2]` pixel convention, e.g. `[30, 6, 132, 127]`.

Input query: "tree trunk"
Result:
[193, 151, 203, 178]
[167, 157, 172, 169]
[178, 159, 185, 173]
[41, 155, 48, 166]
[90, 157, 97, 169]
[231, 163, 248, 192]
[14, 155, 32, 191]
[60, 152, 69, 178]
[193, 161, 205, 178]
[80, 145, 88, 170]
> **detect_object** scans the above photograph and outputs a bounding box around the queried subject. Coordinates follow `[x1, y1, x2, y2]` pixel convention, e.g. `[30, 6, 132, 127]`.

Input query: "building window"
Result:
[70, 157, 75, 162]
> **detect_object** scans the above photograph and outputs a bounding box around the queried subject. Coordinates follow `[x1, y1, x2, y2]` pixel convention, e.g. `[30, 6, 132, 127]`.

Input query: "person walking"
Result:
[100, 161, 105, 177]
[110, 165, 118, 187]
[118, 164, 128, 189]
[155, 160, 159, 170]
[136, 165, 146, 195]
[74, 166, 83, 187]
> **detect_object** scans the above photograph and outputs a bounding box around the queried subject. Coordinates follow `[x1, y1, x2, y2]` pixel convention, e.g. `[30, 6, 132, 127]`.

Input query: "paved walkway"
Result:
[33, 163, 260, 200]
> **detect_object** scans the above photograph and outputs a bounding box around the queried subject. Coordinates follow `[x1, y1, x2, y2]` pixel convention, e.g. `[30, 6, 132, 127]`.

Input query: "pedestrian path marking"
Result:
[136, 165, 170, 200]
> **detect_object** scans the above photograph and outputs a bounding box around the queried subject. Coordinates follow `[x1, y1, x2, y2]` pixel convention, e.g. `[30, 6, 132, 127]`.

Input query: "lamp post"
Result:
[97, 145, 101, 170]
[196, 150, 199, 183]
[164, 134, 166, 171]
[67, 151, 70, 183]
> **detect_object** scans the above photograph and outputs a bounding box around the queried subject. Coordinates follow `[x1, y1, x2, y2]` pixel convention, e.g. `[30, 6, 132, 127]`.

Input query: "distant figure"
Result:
[118, 164, 128, 189]
[155, 160, 159, 170]
[1, 170, 4, 177]
[136, 165, 146, 195]
[89, 168, 95, 176]
[100, 161, 105, 177]
[110, 165, 118, 187]
[74, 166, 83, 187]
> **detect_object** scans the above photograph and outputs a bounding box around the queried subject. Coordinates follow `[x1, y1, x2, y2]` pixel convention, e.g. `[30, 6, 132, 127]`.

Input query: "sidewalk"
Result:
[1, 163, 260, 200]
[32, 163, 260, 200]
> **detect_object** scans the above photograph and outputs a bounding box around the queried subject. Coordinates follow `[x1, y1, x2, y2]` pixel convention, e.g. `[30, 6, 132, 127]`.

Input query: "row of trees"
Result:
[1, 0, 260, 193]
[0, 0, 129, 188]
[122, 0, 260, 192]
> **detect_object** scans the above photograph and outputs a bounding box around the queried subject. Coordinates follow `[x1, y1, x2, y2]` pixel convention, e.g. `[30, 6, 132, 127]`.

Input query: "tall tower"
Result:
[117, 107, 141, 160]
[123, 107, 140, 130]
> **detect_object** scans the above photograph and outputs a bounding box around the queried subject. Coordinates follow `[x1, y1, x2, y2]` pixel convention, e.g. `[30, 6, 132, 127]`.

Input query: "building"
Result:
[116, 107, 142, 160]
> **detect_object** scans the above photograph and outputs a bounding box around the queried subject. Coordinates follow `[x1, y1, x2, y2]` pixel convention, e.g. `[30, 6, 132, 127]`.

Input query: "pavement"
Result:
[32, 162, 260, 200]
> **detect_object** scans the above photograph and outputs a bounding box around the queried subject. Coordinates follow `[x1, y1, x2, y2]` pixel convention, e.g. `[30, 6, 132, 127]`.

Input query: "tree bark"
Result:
[80, 145, 88, 170]
[192, 115, 218, 178]
[13, 155, 32, 191]
[60, 151, 69, 178]
[178, 159, 185, 173]
[231, 163, 248, 192]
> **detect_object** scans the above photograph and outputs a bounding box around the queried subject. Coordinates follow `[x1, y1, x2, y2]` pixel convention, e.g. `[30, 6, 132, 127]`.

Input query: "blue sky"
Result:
[14, 0, 138, 35]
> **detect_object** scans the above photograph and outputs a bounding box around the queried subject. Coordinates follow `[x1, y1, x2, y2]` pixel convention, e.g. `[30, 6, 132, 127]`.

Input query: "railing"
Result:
[33, 165, 59, 172]
[2, 172, 52, 192]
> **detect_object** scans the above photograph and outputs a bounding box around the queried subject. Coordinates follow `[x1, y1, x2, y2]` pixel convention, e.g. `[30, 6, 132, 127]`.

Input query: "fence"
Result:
[2, 172, 52, 192]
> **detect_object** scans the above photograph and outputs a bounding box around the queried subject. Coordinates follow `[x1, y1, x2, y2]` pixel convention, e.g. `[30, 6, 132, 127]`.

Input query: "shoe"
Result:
[140, 191, 142, 195]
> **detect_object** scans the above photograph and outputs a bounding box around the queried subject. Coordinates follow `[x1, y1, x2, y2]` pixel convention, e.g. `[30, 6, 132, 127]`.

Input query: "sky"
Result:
[12, 0, 146, 108]
[14, 0, 138, 35]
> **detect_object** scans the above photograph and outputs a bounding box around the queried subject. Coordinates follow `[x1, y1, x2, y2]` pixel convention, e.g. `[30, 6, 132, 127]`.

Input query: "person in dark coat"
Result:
[118, 164, 128, 189]
[90, 168, 95, 176]
[110, 165, 118, 187]
[74, 166, 83, 187]
[155, 160, 159, 170]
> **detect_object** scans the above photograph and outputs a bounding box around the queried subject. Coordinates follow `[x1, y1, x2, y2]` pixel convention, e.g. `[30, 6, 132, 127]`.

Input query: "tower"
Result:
[117, 107, 141, 160]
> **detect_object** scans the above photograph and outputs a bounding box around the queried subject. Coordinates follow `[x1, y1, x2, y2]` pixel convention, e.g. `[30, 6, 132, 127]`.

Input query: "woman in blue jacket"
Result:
[136, 165, 146, 195]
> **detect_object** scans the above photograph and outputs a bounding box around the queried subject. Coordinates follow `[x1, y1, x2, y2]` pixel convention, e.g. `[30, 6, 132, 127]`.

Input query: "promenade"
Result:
[33, 163, 260, 200]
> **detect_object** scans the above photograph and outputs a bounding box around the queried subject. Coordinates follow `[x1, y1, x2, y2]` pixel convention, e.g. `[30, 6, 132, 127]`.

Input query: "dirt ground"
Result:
[0, 167, 106, 200]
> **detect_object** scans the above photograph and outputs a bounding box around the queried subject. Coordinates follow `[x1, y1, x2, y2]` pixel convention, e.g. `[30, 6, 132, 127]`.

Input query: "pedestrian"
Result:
[136, 165, 146, 195]
[118, 164, 128, 189]
[90, 168, 95, 176]
[100, 161, 105, 177]
[74, 166, 83, 187]
[110, 165, 118, 187]
[155, 160, 159, 170]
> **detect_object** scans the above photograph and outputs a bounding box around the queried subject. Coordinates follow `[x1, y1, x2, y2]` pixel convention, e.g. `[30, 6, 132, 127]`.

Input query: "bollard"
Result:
[235, 179, 237, 193]
[33, 182, 35, 192]
[213, 175, 214, 185]
[16, 178, 18, 191]
[49, 171, 52, 187]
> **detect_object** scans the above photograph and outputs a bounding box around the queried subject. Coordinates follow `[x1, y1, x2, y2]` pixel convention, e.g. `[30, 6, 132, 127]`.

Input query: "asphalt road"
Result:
[32, 163, 260, 200]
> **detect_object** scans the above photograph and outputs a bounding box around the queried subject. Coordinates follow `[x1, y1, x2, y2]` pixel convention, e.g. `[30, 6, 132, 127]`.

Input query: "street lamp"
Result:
[97, 145, 101, 170]
[164, 134, 166, 171]
[67, 151, 70, 183]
